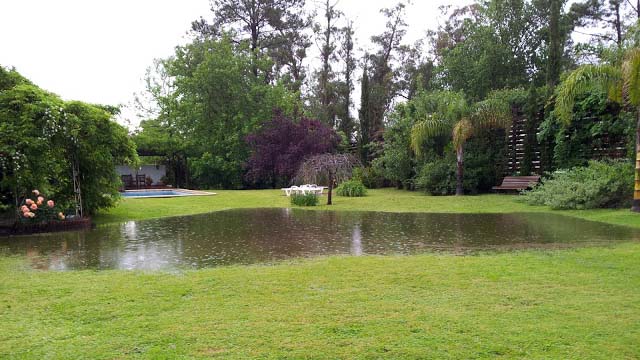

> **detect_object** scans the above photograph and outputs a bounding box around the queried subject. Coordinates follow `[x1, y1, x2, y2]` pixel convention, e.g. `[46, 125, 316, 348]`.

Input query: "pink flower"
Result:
[25, 212, 35, 218]
[47, 200, 55, 208]
[37, 196, 44, 205]
[21, 205, 29, 213]
[22, 211, 30, 218]
[25, 199, 34, 205]
[32, 190, 40, 196]
[30, 203, 38, 211]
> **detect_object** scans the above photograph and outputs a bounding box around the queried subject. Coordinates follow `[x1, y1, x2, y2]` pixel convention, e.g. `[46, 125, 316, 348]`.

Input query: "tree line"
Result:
[131, 0, 640, 195]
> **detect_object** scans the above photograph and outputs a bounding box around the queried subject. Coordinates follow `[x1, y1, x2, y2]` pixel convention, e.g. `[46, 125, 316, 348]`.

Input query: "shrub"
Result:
[522, 160, 633, 209]
[353, 166, 385, 189]
[414, 158, 456, 195]
[336, 180, 367, 197]
[17, 189, 66, 223]
[290, 193, 319, 206]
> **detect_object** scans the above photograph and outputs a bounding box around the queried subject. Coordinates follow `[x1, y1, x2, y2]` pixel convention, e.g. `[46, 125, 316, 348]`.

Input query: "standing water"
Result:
[0, 209, 637, 270]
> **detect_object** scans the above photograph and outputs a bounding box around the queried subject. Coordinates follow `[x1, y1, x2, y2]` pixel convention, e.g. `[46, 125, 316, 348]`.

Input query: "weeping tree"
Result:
[296, 153, 359, 205]
[410, 91, 512, 195]
[555, 47, 640, 211]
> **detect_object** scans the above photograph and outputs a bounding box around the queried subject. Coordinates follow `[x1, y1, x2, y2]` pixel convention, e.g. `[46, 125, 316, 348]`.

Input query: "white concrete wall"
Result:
[116, 165, 167, 185]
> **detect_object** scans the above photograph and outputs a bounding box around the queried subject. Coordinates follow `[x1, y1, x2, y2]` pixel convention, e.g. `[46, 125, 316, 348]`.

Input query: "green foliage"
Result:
[409, 91, 469, 156]
[414, 157, 456, 195]
[410, 90, 512, 157]
[371, 107, 416, 189]
[0, 66, 30, 91]
[555, 64, 621, 124]
[522, 160, 634, 210]
[153, 37, 298, 189]
[433, 0, 564, 100]
[336, 179, 367, 197]
[415, 131, 507, 196]
[409, 90, 511, 195]
[541, 88, 633, 169]
[0, 84, 67, 198]
[64, 101, 138, 214]
[17, 190, 64, 224]
[0, 71, 137, 215]
[133, 118, 187, 188]
[352, 166, 385, 189]
[290, 193, 319, 206]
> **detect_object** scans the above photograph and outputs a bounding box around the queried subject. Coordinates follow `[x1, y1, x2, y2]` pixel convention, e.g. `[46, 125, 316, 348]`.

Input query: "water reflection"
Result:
[1, 209, 638, 271]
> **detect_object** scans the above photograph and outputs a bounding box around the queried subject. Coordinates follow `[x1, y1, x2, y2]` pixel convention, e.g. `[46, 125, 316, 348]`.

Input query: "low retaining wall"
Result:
[0, 217, 92, 236]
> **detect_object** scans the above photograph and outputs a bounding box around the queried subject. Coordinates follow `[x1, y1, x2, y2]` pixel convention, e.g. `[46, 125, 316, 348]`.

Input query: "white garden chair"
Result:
[281, 185, 300, 197]
[282, 184, 325, 196]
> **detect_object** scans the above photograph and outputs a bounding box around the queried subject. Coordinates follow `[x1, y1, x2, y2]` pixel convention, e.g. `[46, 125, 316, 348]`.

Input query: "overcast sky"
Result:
[1, 0, 472, 126]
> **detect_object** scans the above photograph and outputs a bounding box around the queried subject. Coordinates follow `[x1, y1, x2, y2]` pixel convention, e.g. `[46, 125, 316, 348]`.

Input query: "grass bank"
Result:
[96, 188, 640, 228]
[1, 244, 639, 358]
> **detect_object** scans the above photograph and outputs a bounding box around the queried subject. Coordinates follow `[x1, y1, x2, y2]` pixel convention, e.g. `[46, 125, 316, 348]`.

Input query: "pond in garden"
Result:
[1, 208, 638, 271]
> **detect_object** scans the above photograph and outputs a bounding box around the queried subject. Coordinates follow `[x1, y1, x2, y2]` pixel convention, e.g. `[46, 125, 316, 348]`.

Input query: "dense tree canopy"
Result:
[0, 67, 137, 215]
[138, 37, 299, 189]
[245, 111, 340, 188]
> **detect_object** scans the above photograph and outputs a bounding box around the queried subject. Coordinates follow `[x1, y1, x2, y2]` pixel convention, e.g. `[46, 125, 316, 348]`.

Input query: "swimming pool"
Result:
[121, 189, 213, 198]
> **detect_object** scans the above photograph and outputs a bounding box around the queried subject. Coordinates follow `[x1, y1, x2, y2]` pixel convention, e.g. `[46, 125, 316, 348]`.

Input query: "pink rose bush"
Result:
[17, 190, 66, 223]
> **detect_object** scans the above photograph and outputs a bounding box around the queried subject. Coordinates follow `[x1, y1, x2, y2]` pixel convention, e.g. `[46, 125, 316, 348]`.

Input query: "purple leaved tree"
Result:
[245, 110, 341, 187]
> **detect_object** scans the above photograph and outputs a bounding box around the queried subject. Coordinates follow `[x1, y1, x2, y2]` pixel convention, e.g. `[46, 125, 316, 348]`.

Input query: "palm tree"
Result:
[410, 91, 512, 195]
[555, 48, 640, 211]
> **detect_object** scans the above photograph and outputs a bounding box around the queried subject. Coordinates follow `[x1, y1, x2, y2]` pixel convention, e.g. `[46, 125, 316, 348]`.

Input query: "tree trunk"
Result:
[632, 108, 640, 212]
[251, 22, 259, 78]
[327, 173, 333, 205]
[456, 147, 464, 196]
[614, 2, 623, 47]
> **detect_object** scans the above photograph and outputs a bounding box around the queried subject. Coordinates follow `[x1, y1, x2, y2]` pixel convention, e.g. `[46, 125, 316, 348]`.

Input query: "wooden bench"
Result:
[492, 176, 541, 192]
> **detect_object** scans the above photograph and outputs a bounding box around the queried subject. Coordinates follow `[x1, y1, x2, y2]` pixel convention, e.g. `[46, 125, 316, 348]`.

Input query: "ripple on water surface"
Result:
[1, 209, 638, 270]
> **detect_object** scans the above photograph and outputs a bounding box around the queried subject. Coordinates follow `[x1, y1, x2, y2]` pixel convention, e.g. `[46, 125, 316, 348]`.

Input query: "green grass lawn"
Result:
[2, 189, 640, 358]
[1, 245, 639, 358]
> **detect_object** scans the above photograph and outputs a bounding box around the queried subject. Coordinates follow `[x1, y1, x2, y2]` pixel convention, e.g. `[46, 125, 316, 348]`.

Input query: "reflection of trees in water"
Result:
[20, 230, 92, 270]
[3, 210, 639, 270]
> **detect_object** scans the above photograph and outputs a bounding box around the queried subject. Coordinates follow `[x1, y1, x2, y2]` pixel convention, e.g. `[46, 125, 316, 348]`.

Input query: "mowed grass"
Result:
[1, 244, 639, 359]
[96, 188, 640, 229]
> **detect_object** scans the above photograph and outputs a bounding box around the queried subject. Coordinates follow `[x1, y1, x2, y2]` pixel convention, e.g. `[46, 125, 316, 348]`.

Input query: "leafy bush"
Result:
[414, 157, 457, 195]
[0, 80, 138, 215]
[17, 189, 66, 223]
[353, 166, 385, 189]
[290, 193, 319, 206]
[336, 180, 367, 197]
[522, 160, 633, 209]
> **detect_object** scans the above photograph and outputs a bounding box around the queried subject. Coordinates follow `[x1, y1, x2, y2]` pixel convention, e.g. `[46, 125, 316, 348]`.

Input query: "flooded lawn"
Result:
[1, 209, 638, 270]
